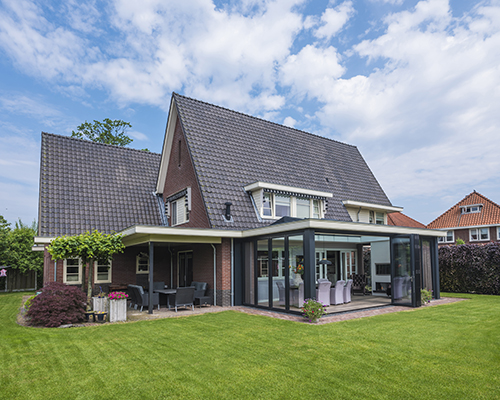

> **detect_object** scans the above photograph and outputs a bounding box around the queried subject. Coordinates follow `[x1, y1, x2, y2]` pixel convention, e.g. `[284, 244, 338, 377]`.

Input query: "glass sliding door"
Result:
[272, 238, 286, 309]
[178, 251, 193, 287]
[289, 235, 304, 309]
[391, 235, 421, 307]
[256, 239, 269, 307]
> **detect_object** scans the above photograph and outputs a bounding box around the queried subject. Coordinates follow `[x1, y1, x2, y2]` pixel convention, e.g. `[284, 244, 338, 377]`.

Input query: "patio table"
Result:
[154, 289, 176, 309]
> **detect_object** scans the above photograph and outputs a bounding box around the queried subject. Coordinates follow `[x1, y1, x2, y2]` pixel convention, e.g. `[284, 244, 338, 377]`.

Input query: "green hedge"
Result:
[439, 242, 500, 295]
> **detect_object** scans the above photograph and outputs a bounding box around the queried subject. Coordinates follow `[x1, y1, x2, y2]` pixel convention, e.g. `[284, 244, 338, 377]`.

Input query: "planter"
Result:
[84, 311, 95, 322]
[109, 299, 127, 322]
[92, 297, 108, 312]
[95, 312, 107, 322]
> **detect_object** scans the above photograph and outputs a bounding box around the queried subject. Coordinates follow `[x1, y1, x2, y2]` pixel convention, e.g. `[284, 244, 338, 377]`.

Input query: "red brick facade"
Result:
[162, 116, 210, 229]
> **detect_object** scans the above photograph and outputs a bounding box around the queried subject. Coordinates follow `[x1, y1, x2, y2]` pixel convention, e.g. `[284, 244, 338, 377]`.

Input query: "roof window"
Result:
[460, 204, 483, 214]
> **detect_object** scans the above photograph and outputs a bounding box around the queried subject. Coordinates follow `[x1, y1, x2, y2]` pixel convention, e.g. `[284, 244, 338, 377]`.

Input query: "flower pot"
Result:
[92, 297, 108, 312]
[84, 312, 95, 322]
[95, 312, 107, 322]
[109, 299, 127, 322]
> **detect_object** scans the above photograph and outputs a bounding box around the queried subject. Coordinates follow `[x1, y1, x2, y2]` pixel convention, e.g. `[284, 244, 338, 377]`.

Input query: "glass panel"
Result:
[480, 228, 489, 240]
[172, 200, 178, 225]
[296, 198, 310, 219]
[369, 211, 374, 224]
[257, 240, 269, 307]
[262, 193, 273, 217]
[393, 237, 412, 304]
[289, 235, 304, 309]
[471, 229, 478, 241]
[244, 241, 255, 305]
[97, 264, 110, 281]
[272, 238, 285, 309]
[312, 200, 320, 219]
[66, 259, 79, 282]
[421, 239, 432, 292]
[376, 212, 384, 225]
[275, 195, 290, 217]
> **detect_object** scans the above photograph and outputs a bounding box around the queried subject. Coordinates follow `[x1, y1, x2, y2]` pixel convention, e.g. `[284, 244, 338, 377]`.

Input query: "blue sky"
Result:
[1, 0, 499, 227]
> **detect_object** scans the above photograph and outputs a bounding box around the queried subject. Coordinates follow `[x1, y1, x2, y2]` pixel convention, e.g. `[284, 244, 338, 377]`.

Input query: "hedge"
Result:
[439, 242, 500, 295]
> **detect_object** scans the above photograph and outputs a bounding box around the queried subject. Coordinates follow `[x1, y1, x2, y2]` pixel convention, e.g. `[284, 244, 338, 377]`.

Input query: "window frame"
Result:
[94, 260, 112, 283]
[260, 192, 323, 220]
[171, 196, 189, 226]
[497, 227, 500, 241]
[438, 230, 455, 243]
[470, 227, 490, 242]
[63, 258, 82, 284]
[136, 254, 149, 274]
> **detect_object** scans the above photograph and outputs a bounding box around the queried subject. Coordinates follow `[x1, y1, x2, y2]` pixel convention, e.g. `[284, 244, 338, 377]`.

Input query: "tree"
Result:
[0, 216, 10, 267]
[7, 220, 43, 274]
[47, 230, 125, 310]
[71, 118, 133, 146]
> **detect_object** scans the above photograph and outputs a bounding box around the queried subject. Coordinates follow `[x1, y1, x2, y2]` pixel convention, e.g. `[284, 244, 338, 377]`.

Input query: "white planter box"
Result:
[92, 297, 108, 312]
[109, 299, 127, 322]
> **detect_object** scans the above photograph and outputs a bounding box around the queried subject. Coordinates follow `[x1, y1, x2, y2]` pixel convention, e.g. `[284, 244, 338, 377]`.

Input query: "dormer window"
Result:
[461, 204, 483, 214]
[244, 182, 332, 220]
[165, 187, 191, 226]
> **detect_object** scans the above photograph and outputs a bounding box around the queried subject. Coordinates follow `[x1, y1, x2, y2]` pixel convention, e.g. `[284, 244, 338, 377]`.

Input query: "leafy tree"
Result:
[71, 118, 133, 146]
[7, 220, 43, 274]
[0, 215, 10, 267]
[47, 230, 125, 310]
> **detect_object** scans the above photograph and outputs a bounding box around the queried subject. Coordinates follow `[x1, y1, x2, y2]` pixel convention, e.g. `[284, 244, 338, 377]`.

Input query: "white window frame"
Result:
[260, 192, 323, 220]
[470, 228, 490, 242]
[171, 196, 189, 226]
[94, 260, 112, 284]
[63, 258, 82, 284]
[497, 227, 500, 241]
[375, 212, 384, 225]
[136, 254, 149, 274]
[439, 230, 455, 243]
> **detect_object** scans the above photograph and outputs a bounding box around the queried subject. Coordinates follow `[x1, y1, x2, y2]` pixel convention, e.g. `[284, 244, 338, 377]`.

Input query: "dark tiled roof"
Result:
[427, 191, 500, 229]
[387, 212, 426, 229]
[173, 93, 392, 230]
[38, 133, 162, 236]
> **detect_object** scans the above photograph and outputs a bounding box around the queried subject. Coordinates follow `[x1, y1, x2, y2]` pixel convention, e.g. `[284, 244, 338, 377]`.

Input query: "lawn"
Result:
[1, 292, 499, 400]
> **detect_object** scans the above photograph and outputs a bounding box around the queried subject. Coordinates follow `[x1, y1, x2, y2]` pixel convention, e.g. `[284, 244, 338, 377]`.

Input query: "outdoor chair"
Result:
[172, 287, 195, 312]
[344, 279, 352, 303]
[153, 281, 165, 291]
[191, 281, 211, 307]
[351, 273, 366, 295]
[136, 274, 148, 290]
[316, 279, 332, 306]
[132, 285, 159, 312]
[330, 280, 345, 305]
[127, 284, 138, 309]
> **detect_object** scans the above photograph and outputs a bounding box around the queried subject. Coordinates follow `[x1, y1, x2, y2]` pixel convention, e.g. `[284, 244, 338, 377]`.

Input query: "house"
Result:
[34, 93, 443, 313]
[427, 191, 500, 245]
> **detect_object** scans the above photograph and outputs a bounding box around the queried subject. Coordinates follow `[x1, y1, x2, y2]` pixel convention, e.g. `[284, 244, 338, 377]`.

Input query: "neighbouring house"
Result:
[427, 191, 500, 246]
[34, 93, 443, 314]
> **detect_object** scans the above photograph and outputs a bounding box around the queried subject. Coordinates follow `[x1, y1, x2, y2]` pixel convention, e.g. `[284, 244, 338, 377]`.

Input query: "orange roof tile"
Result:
[427, 191, 500, 229]
[387, 212, 426, 229]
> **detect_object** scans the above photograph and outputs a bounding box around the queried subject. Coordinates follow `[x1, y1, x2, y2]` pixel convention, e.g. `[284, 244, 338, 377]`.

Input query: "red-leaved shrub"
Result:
[26, 282, 87, 327]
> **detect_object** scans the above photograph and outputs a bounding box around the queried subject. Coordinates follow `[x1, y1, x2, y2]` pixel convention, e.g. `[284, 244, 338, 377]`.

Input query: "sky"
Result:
[0, 0, 499, 227]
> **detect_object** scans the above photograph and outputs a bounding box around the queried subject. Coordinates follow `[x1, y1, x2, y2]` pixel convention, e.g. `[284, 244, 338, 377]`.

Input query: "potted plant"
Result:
[108, 291, 128, 322]
[94, 311, 107, 322]
[301, 298, 326, 323]
[92, 287, 108, 313]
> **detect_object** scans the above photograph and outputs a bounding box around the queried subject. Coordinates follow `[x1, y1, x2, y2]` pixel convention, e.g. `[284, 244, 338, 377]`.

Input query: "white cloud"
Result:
[283, 116, 297, 127]
[314, 1, 355, 40]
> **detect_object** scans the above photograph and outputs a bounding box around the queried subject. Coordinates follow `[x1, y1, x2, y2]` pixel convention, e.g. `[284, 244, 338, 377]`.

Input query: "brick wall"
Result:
[162, 116, 210, 229]
[439, 227, 500, 246]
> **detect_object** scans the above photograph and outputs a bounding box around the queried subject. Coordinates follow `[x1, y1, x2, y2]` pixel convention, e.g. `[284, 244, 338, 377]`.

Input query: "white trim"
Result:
[470, 227, 490, 242]
[63, 258, 82, 284]
[244, 182, 333, 198]
[438, 230, 454, 243]
[156, 98, 178, 194]
[136, 253, 149, 274]
[497, 227, 500, 241]
[94, 260, 112, 284]
[435, 224, 500, 231]
[342, 200, 403, 213]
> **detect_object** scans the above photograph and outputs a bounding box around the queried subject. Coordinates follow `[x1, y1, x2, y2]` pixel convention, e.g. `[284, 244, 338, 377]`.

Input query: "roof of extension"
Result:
[427, 191, 500, 229]
[172, 93, 393, 230]
[38, 133, 162, 237]
[387, 212, 426, 229]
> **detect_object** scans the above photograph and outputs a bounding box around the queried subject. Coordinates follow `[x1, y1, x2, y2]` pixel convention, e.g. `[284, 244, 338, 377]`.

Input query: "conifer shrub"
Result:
[26, 282, 87, 327]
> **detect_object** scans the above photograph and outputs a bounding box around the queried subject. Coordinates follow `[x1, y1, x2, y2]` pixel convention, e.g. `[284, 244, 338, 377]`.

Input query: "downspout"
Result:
[54, 260, 57, 282]
[211, 244, 216, 306]
[357, 207, 362, 222]
[231, 238, 234, 307]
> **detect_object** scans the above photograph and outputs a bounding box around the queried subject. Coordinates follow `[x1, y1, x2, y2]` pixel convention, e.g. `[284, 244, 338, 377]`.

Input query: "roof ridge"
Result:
[41, 131, 160, 155]
[172, 92, 356, 149]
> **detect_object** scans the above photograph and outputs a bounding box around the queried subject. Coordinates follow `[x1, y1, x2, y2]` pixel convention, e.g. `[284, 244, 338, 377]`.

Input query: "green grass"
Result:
[1, 292, 499, 399]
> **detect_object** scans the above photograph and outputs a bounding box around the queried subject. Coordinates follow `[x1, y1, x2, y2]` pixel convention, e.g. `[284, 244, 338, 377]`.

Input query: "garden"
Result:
[1, 291, 499, 399]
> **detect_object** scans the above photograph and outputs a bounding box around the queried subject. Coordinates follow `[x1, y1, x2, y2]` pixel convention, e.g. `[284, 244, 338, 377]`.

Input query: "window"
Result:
[369, 210, 385, 225]
[498, 227, 500, 240]
[275, 195, 291, 217]
[376, 212, 384, 225]
[376, 263, 391, 275]
[171, 196, 189, 226]
[369, 211, 374, 224]
[262, 193, 273, 217]
[296, 198, 310, 219]
[136, 253, 149, 274]
[461, 205, 482, 214]
[438, 230, 454, 243]
[94, 260, 112, 283]
[64, 258, 81, 284]
[470, 228, 489, 242]
[260, 192, 323, 219]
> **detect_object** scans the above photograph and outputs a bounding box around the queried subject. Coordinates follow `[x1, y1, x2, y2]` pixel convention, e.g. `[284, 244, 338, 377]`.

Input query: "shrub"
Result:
[302, 298, 326, 323]
[26, 282, 87, 327]
[23, 295, 37, 313]
[421, 289, 432, 303]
